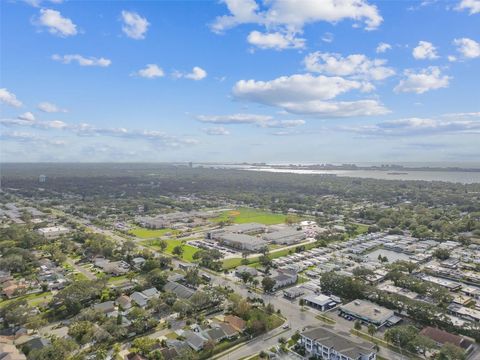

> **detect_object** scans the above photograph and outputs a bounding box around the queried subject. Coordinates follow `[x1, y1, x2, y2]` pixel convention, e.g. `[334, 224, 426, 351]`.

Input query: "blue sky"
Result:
[1, 0, 479, 163]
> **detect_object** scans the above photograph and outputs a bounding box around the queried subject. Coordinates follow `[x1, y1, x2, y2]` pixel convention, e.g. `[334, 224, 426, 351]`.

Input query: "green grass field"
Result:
[129, 227, 177, 239]
[141, 239, 200, 262]
[213, 208, 287, 225]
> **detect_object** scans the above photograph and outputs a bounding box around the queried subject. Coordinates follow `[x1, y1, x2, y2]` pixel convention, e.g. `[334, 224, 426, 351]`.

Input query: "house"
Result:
[224, 315, 246, 333]
[283, 287, 305, 300]
[0, 338, 26, 360]
[21, 337, 50, 353]
[116, 295, 132, 310]
[300, 327, 376, 360]
[303, 294, 340, 311]
[213, 322, 238, 339]
[130, 292, 149, 308]
[271, 270, 297, 291]
[163, 281, 195, 300]
[131, 257, 146, 270]
[93, 301, 116, 315]
[184, 331, 208, 351]
[419, 327, 473, 353]
[160, 348, 179, 360]
[142, 287, 160, 299]
[205, 327, 226, 343]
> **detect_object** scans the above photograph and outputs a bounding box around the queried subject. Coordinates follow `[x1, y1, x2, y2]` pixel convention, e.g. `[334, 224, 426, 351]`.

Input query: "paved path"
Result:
[66, 257, 96, 280]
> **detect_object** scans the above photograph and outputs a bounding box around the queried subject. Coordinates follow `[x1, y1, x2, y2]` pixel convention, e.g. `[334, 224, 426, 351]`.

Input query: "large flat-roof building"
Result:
[216, 233, 267, 251]
[263, 228, 306, 245]
[37, 226, 70, 239]
[301, 327, 376, 360]
[340, 300, 396, 328]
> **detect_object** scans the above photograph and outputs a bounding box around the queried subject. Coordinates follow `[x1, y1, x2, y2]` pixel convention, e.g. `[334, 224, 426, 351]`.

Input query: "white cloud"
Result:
[52, 54, 111, 67]
[394, 67, 451, 94]
[234, 74, 362, 103]
[304, 52, 395, 81]
[24, 0, 63, 7]
[448, 55, 457, 62]
[37, 102, 67, 113]
[232, 74, 389, 117]
[453, 38, 480, 58]
[36, 9, 77, 37]
[196, 113, 305, 128]
[455, 0, 480, 14]
[376, 42, 392, 53]
[18, 112, 35, 122]
[133, 64, 165, 78]
[342, 116, 480, 136]
[412, 41, 439, 59]
[174, 67, 207, 80]
[0, 88, 22, 107]
[247, 30, 305, 50]
[211, 0, 383, 33]
[321, 32, 334, 43]
[121, 11, 149, 40]
[203, 127, 231, 136]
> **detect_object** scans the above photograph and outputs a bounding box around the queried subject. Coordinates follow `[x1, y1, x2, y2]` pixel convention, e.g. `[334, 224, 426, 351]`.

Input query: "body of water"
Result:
[242, 167, 480, 184]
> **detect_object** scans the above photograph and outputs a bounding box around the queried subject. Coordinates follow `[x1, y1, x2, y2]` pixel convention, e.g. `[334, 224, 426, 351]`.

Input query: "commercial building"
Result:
[300, 327, 376, 360]
[37, 226, 70, 239]
[448, 304, 480, 323]
[263, 228, 306, 245]
[340, 300, 397, 328]
[303, 294, 340, 311]
[216, 233, 267, 251]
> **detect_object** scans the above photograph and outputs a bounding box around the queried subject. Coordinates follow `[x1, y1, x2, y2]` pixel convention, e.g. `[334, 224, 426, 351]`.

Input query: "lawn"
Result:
[141, 239, 200, 262]
[129, 227, 177, 239]
[222, 241, 317, 269]
[0, 292, 53, 309]
[213, 208, 287, 225]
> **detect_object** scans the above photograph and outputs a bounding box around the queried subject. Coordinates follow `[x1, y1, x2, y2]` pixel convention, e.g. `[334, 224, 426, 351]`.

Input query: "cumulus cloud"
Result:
[133, 64, 165, 78]
[197, 113, 305, 128]
[412, 41, 439, 59]
[121, 11, 149, 39]
[304, 52, 395, 81]
[0, 88, 22, 107]
[342, 116, 480, 136]
[394, 67, 451, 94]
[35, 9, 77, 37]
[376, 42, 392, 53]
[174, 67, 207, 80]
[232, 73, 389, 117]
[24, 0, 63, 7]
[52, 54, 111, 67]
[455, 0, 480, 14]
[203, 127, 231, 136]
[453, 38, 480, 58]
[247, 30, 305, 50]
[18, 112, 35, 122]
[211, 0, 382, 33]
[37, 102, 68, 113]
